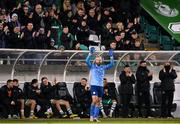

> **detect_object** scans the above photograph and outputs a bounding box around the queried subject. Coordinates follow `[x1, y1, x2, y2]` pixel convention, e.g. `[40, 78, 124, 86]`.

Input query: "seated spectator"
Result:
[13, 79, 25, 119]
[75, 78, 91, 117]
[60, 26, 74, 50]
[133, 37, 144, 50]
[100, 78, 117, 118]
[74, 42, 88, 50]
[54, 82, 78, 118]
[0, 79, 19, 119]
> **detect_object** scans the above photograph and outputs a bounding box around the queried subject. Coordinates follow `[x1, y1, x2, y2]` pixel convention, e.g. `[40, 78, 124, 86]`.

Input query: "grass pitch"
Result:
[0, 118, 180, 124]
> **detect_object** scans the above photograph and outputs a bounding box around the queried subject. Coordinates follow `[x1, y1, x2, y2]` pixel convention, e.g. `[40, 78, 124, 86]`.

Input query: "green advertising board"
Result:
[141, 0, 180, 43]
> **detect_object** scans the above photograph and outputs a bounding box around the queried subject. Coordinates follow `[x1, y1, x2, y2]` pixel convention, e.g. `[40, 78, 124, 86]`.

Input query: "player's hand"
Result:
[11, 101, 15, 105]
[85, 84, 90, 91]
[148, 72, 153, 76]
[90, 47, 95, 54]
[108, 49, 114, 57]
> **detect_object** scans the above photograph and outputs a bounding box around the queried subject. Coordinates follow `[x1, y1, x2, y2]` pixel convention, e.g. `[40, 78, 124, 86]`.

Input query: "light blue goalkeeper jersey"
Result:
[86, 54, 114, 87]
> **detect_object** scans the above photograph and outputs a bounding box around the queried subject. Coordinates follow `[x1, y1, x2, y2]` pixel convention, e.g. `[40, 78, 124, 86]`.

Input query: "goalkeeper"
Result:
[86, 47, 114, 122]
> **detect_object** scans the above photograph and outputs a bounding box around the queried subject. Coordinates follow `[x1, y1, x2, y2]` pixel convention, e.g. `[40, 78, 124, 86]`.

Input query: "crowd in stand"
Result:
[0, 0, 144, 50]
[0, 61, 177, 119]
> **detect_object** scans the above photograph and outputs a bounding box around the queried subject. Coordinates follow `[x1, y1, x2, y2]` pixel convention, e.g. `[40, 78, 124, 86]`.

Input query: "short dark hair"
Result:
[31, 79, 38, 85]
[13, 79, 19, 83]
[41, 77, 47, 82]
[7, 79, 13, 84]
[81, 78, 87, 82]
[140, 60, 146, 64]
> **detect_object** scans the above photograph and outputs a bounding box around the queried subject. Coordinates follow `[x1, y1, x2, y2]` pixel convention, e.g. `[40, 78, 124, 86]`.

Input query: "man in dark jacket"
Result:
[0, 79, 18, 118]
[159, 62, 177, 118]
[40, 77, 56, 118]
[13, 79, 25, 118]
[136, 60, 153, 118]
[119, 65, 135, 118]
[75, 78, 91, 117]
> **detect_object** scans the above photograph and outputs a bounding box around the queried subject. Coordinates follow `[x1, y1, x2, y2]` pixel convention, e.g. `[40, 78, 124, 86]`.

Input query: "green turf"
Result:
[0, 118, 180, 124]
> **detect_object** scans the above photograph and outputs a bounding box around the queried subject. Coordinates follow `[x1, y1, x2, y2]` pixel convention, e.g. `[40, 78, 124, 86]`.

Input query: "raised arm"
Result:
[86, 47, 95, 68]
[104, 49, 115, 70]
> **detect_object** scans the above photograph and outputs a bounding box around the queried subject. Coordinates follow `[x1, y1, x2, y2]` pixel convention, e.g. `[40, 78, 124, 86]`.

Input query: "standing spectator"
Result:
[87, 8, 101, 35]
[35, 27, 49, 49]
[7, 13, 21, 32]
[21, 22, 35, 49]
[60, 26, 74, 49]
[0, 21, 7, 48]
[101, 22, 114, 48]
[136, 60, 153, 118]
[119, 65, 135, 118]
[13, 79, 25, 119]
[32, 4, 44, 31]
[7, 26, 22, 48]
[19, 5, 32, 28]
[159, 62, 177, 118]
[76, 20, 91, 47]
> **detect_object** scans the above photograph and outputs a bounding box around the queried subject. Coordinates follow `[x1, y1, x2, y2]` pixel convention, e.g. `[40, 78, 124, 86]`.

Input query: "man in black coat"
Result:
[136, 60, 153, 118]
[119, 65, 135, 118]
[0, 79, 19, 118]
[159, 62, 177, 118]
[13, 79, 25, 118]
[74, 78, 91, 117]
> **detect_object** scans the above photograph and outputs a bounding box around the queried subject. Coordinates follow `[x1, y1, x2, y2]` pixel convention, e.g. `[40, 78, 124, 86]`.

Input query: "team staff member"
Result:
[86, 47, 114, 122]
[119, 65, 135, 118]
[159, 62, 177, 118]
[136, 60, 153, 118]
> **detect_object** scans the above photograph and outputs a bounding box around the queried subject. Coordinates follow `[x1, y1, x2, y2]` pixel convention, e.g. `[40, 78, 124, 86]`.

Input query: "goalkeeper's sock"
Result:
[90, 104, 95, 117]
[94, 106, 100, 118]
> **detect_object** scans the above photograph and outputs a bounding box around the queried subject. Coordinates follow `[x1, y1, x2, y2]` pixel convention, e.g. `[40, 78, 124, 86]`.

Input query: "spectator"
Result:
[32, 4, 44, 31]
[0, 21, 7, 48]
[101, 21, 114, 48]
[60, 26, 74, 50]
[136, 60, 153, 118]
[119, 65, 135, 118]
[7, 13, 21, 32]
[13, 79, 25, 119]
[21, 22, 35, 49]
[35, 27, 49, 49]
[159, 62, 177, 118]
[76, 20, 91, 47]
[18, 5, 32, 28]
